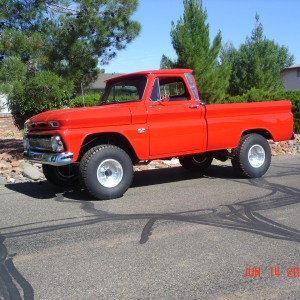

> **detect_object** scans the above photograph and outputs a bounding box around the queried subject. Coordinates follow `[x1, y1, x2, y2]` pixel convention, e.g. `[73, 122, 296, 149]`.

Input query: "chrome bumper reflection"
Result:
[24, 150, 73, 166]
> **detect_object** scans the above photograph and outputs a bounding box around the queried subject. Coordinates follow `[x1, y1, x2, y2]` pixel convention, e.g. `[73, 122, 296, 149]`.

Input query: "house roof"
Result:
[282, 64, 300, 71]
[89, 73, 124, 89]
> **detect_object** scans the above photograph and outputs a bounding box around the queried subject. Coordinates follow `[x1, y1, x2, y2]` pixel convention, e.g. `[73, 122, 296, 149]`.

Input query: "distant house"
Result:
[87, 73, 124, 94]
[281, 64, 300, 90]
[0, 94, 9, 114]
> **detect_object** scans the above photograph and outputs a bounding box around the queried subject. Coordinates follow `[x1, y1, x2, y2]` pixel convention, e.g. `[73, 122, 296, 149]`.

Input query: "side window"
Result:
[158, 77, 190, 101]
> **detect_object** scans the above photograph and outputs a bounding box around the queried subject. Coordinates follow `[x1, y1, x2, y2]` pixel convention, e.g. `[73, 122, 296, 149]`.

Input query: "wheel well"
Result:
[242, 129, 273, 140]
[78, 133, 139, 164]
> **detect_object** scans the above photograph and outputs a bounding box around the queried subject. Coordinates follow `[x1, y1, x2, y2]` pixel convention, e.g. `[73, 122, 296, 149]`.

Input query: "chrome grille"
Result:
[28, 137, 53, 151]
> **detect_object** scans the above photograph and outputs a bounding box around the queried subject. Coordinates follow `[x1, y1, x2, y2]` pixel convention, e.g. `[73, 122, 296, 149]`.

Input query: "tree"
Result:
[160, 54, 175, 69]
[224, 14, 294, 96]
[0, 0, 140, 116]
[161, 0, 230, 103]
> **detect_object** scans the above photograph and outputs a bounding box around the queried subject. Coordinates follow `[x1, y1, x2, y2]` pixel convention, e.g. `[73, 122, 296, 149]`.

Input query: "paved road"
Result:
[0, 155, 300, 300]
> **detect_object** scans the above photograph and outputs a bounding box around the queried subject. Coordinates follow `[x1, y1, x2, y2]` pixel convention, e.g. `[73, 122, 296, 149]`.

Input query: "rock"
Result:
[20, 161, 32, 169]
[134, 165, 150, 171]
[163, 158, 180, 166]
[23, 165, 42, 180]
[8, 178, 15, 183]
[11, 160, 20, 167]
[271, 150, 277, 156]
[33, 163, 42, 168]
[0, 153, 10, 160]
[162, 160, 172, 166]
[156, 163, 168, 169]
[170, 158, 180, 165]
[0, 176, 6, 185]
[0, 161, 11, 170]
[148, 161, 159, 169]
[12, 167, 23, 174]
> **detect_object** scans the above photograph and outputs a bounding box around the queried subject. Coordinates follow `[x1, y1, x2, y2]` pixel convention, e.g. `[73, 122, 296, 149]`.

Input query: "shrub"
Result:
[69, 94, 140, 108]
[6, 70, 74, 116]
[70, 94, 100, 107]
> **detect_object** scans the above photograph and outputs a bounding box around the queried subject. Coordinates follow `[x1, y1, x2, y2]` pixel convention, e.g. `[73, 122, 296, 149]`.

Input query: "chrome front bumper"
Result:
[24, 150, 74, 166]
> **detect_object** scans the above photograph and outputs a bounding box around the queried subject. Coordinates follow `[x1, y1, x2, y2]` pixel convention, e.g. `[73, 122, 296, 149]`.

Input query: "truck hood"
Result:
[27, 105, 131, 130]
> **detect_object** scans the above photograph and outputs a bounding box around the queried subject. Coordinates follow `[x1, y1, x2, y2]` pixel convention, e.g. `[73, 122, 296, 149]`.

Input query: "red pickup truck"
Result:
[23, 69, 295, 200]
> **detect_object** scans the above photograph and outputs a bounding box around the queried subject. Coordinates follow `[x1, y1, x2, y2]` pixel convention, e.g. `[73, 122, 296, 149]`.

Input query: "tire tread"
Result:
[231, 134, 271, 178]
[79, 144, 133, 200]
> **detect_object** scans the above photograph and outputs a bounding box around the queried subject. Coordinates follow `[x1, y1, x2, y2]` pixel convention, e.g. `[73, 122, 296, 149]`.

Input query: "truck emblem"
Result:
[137, 128, 146, 134]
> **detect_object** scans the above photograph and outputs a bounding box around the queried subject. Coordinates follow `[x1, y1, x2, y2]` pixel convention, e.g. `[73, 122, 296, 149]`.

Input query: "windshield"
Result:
[100, 76, 147, 105]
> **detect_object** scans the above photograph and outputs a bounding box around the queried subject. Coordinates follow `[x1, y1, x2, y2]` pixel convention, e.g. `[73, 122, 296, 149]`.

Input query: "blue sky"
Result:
[104, 0, 300, 73]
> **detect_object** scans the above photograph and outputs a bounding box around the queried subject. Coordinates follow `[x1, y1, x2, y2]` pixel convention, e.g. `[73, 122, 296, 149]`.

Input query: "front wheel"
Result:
[79, 145, 133, 200]
[231, 134, 271, 178]
[179, 153, 213, 172]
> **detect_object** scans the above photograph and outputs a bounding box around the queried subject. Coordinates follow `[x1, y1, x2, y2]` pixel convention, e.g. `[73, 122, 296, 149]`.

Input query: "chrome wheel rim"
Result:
[248, 145, 265, 168]
[97, 159, 123, 188]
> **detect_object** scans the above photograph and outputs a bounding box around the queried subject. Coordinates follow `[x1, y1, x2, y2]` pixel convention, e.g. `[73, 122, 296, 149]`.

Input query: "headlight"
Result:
[51, 136, 64, 152]
[48, 121, 60, 128]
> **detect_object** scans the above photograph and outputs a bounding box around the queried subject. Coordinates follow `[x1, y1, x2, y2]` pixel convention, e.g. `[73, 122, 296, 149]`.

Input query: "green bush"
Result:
[224, 89, 300, 133]
[5, 70, 74, 116]
[70, 94, 100, 108]
[69, 94, 139, 108]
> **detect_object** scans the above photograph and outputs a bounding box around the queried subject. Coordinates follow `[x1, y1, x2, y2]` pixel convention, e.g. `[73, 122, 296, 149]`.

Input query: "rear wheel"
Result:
[79, 145, 133, 200]
[42, 164, 79, 188]
[231, 134, 271, 178]
[179, 153, 213, 172]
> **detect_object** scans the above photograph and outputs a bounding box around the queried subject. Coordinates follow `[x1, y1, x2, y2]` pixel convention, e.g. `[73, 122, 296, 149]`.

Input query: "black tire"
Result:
[42, 164, 79, 188]
[79, 145, 133, 200]
[179, 153, 213, 172]
[231, 134, 271, 178]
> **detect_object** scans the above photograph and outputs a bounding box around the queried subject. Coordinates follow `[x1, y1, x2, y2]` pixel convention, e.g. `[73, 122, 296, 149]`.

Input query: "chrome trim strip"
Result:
[24, 151, 73, 166]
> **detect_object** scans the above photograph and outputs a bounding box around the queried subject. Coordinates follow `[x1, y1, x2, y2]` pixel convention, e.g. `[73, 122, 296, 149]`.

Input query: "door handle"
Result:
[189, 104, 200, 109]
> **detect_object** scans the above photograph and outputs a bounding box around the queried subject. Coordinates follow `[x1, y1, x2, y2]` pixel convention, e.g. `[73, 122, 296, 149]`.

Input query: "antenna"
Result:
[81, 82, 85, 107]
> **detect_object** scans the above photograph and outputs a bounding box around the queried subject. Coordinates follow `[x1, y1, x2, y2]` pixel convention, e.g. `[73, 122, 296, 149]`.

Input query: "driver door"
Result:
[147, 76, 206, 157]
